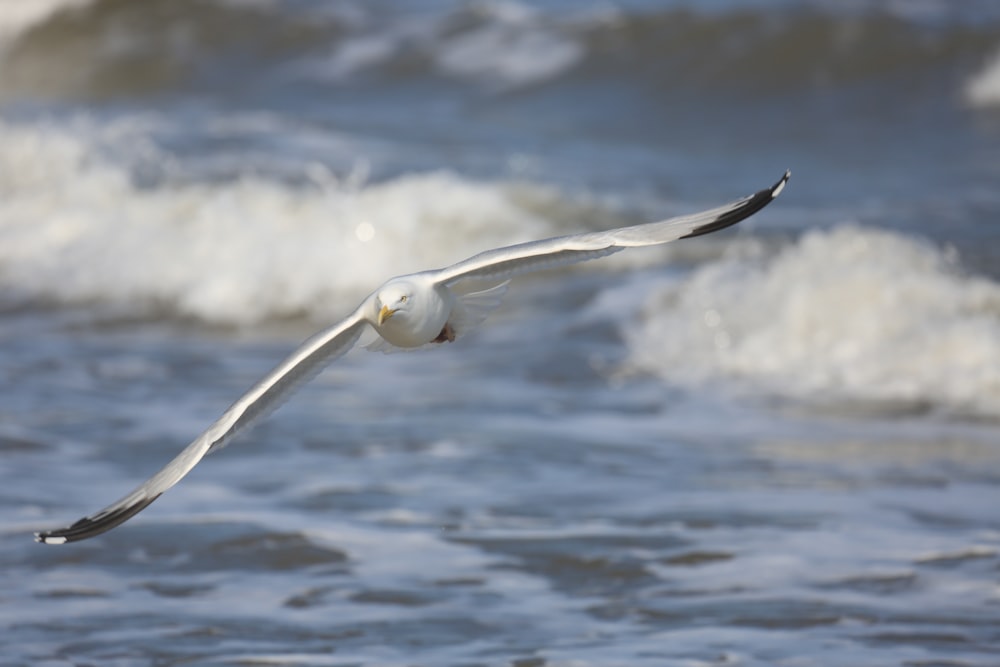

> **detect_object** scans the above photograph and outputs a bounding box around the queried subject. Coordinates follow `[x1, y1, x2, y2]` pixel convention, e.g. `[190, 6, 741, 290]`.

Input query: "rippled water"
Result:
[2, 0, 1000, 665]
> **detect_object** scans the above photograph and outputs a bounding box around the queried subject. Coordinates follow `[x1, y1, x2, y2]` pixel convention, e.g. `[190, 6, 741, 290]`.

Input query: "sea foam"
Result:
[0, 0, 91, 41]
[432, 2, 584, 89]
[966, 47, 1000, 107]
[626, 226, 1000, 417]
[300, 0, 587, 90]
[0, 119, 572, 324]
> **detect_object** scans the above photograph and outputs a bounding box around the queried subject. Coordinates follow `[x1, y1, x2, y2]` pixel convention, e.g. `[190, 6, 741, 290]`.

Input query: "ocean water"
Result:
[2, 0, 1000, 665]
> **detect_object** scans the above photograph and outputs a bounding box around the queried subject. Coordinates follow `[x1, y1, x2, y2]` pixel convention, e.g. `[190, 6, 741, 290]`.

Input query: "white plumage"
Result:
[35, 170, 789, 544]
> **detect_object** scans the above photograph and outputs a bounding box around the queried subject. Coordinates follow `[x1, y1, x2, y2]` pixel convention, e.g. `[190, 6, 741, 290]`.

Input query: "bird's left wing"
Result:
[430, 171, 789, 287]
[35, 307, 371, 544]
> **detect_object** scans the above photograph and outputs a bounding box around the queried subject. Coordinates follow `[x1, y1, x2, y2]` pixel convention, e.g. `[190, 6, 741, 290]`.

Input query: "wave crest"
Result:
[966, 47, 1000, 107]
[0, 120, 582, 324]
[626, 226, 1000, 417]
[4, 0, 1000, 99]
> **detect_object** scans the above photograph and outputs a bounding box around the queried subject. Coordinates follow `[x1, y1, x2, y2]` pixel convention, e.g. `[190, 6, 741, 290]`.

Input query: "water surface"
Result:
[2, 1, 1000, 665]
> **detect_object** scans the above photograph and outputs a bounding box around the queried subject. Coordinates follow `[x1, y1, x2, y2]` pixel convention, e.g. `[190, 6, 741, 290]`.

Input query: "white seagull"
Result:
[35, 171, 789, 544]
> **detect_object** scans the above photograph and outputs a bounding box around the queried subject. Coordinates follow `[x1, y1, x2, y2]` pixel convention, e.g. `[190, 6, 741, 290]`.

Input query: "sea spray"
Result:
[627, 225, 1000, 416]
[0, 119, 596, 324]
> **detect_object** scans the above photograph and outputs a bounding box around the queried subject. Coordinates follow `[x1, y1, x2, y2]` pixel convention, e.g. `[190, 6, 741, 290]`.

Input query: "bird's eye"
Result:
[399, 295, 408, 303]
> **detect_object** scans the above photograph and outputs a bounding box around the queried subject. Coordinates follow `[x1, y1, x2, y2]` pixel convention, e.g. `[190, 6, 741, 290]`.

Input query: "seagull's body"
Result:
[36, 171, 789, 544]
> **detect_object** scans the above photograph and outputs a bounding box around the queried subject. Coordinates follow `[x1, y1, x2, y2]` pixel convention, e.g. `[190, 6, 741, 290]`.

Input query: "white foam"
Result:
[0, 0, 91, 42]
[434, 17, 583, 89]
[626, 225, 1000, 416]
[965, 46, 1000, 107]
[305, 31, 403, 82]
[298, 0, 584, 90]
[0, 119, 570, 325]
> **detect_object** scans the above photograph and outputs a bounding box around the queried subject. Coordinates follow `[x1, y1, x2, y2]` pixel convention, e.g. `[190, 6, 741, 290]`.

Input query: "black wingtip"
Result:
[34, 494, 161, 545]
[772, 169, 791, 198]
[680, 169, 791, 240]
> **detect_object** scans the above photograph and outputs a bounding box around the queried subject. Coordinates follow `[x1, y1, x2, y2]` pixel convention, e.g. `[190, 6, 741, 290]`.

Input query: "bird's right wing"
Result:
[35, 306, 371, 544]
[430, 171, 789, 287]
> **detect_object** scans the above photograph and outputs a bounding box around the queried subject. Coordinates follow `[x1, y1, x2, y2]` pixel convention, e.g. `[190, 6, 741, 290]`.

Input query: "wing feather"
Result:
[431, 171, 789, 286]
[35, 308, 370, 544]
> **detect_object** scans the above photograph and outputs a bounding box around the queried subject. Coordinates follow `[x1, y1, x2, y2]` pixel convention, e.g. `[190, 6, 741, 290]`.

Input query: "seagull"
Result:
[35, 170, 789, 544]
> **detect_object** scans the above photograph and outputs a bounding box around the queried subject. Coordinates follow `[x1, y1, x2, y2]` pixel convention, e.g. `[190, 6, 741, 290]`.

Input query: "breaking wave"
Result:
[0, 0, 89, 41]
[626, 226, 1000, 417]
[0, 118, 596, 324]
[2, 0, 999, 99]
[966, 47, 1000, 107]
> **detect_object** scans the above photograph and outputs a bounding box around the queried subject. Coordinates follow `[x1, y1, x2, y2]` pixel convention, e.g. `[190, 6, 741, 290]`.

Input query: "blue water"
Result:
[2, 1, 1000, 665]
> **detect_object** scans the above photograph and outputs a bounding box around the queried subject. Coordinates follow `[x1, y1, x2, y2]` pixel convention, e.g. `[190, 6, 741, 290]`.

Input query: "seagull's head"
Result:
[375, 280, 416, 326]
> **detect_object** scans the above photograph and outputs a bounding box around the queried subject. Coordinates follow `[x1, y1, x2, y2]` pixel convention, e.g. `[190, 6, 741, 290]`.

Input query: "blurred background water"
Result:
[2, 1, 1000, 665]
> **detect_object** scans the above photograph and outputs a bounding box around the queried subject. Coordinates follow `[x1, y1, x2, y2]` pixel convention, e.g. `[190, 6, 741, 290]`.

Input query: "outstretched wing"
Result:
[35, 307, 371, 544]
[430, 171, 789, 286]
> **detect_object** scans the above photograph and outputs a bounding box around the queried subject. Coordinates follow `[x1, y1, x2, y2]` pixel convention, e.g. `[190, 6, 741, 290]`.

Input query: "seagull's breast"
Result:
[377, 283, 456, 348]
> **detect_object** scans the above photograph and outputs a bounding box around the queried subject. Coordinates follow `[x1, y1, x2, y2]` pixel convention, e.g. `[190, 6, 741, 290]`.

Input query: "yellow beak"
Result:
[378, 305, 396, 325]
